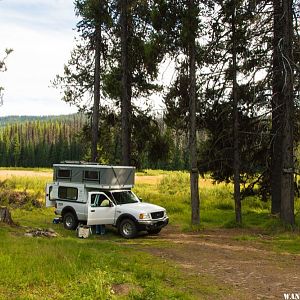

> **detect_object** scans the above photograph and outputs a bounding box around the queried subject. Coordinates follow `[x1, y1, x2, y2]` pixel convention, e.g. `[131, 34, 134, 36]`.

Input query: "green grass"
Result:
[233, 232, 300, 254]
[1, 175, 51, 193]
[1, 208, 230, 299]
[2, 169, 300, 233]
[134, 172, 300, 231]
[1, 169, 300, 298]
[133, 171, 300, 253]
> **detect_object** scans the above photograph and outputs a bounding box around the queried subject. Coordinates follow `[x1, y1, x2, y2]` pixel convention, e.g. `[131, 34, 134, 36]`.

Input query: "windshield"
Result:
[111, 191, 139, 205]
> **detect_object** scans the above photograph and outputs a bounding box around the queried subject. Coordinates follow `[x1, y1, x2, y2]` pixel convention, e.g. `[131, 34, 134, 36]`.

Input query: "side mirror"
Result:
[139, 198, 143, 202]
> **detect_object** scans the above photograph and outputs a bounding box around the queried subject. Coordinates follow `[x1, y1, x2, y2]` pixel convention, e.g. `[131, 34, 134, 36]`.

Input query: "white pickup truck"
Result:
[45, 163, 169, 238]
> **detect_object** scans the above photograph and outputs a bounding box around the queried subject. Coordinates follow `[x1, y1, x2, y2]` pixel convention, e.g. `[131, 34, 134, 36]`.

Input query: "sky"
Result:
[0, 0, 79, 116]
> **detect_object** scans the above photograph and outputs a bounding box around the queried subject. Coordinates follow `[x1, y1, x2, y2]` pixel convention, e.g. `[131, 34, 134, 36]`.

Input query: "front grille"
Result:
[151, 211, 164, 219]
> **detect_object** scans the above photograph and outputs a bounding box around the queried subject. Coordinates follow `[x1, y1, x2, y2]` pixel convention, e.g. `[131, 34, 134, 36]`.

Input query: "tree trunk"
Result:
[280, 0, 294, 225]
[271, 0, 283, 215]
[121, 0, 131, 166]
[189, 0, 200, 225]
[232, 0, 241, 224]
[271, 0, 295, 225]
[0, 207, 15, 225]
[92, 23, 101, 162]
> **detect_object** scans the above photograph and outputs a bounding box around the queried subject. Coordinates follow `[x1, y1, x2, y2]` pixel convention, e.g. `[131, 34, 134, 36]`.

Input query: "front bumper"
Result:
[137, 217, 169, 231]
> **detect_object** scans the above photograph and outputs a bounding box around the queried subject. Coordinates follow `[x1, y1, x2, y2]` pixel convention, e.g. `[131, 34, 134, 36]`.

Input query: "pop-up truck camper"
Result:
[45, 162, 169, 238]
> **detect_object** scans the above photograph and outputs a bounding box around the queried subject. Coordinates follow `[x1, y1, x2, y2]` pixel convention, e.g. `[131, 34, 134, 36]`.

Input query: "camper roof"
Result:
[54, 163, 134, 169]
[55, 161, 134, 169]
[53, 162, 135, 189]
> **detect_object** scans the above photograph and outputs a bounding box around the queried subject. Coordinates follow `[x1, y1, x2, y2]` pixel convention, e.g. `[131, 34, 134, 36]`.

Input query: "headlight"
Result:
[139, 213, 151, 220]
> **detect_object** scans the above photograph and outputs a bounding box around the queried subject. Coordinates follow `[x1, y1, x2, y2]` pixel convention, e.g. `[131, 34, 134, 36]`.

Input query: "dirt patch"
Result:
[111, 283, 143, 296]
[139, 227, 300, 299]
[24, 228, 58, 238]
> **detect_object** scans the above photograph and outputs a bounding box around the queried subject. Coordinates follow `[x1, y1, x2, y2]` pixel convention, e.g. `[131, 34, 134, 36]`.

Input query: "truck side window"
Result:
[91, 194, 97, 206]
[58, 186, 78, 200]
[91, 194, 111, 207]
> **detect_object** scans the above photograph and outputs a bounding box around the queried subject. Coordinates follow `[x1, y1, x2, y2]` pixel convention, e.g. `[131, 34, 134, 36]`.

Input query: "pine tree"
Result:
[154, 0, 205, 224]
[120, 0, 131, 165]
[12, 135, 21, 167]
[271, 0, 295, 225]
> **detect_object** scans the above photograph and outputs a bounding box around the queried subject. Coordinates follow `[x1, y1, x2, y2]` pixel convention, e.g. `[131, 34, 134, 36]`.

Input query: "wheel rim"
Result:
[122, 222, 133, 236]
[65, 215, 73, 228]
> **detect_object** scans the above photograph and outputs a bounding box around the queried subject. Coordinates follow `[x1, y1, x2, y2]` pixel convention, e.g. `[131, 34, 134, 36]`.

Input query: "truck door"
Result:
[87, 192, 116, 225]
[45, 183, 58, 207]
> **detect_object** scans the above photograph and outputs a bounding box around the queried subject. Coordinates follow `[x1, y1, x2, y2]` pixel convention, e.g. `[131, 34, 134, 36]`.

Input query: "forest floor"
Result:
[133, 225, 300, 300]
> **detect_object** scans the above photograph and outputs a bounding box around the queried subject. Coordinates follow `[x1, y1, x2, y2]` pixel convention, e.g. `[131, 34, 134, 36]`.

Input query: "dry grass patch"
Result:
[135, 175, 164, 185]
[0, 170, 52, 180]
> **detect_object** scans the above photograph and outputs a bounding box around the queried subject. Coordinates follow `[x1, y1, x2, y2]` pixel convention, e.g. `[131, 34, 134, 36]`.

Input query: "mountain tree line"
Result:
[0, 115, 84, 167]
[0, 113, 193, 170]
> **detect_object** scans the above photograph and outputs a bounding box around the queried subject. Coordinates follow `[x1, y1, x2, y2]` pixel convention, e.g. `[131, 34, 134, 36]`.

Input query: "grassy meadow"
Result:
[0, 169, 300, 299]
[1, 223, 228, 300]
[135, 170, 300, 232]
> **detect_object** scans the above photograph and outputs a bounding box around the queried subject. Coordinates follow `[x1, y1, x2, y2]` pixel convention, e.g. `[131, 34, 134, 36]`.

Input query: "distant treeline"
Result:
[0, 115, 78, 127]
[0, 114, 85, 167]
[0, 113, 191, 170]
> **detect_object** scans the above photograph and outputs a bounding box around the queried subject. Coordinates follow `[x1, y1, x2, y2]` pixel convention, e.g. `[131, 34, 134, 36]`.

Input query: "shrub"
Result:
[0, 181, 43, 209]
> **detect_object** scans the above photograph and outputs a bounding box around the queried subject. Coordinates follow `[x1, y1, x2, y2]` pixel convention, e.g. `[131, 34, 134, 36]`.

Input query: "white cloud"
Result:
[0, 0, 79, 116]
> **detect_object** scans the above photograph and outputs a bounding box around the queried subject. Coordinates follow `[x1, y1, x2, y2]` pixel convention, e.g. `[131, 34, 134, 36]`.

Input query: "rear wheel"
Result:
[119, 219, 137, 239]
[63, 212, 78, 230]
[147, 228, 161, 235]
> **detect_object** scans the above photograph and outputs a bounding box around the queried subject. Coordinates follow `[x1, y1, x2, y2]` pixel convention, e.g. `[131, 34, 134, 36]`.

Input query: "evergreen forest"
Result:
[0, 113, 192, 170]
[0, 115, 84, 167]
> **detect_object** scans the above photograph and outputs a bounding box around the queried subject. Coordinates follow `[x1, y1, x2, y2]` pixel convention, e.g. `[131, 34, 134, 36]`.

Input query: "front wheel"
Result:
[119, 219, 137, 239]
[147, 228, 161, 235]
[63, 212, 78, 230]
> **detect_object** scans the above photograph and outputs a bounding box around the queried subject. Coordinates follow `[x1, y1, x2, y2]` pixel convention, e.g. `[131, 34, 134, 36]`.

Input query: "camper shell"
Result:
[46, 162, 168, 238]
[53, 162, 135, 189]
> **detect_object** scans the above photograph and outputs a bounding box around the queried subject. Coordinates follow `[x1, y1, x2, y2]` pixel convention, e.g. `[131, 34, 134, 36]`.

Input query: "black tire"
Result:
[119, 219, 137, 239]
[147, 228, 161, 235]
[63, 212, 78, 230]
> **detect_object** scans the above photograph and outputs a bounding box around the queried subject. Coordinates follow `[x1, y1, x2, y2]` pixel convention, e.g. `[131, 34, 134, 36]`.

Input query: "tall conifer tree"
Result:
[120, 0, 131, 165]
[271, 0, 295, 224]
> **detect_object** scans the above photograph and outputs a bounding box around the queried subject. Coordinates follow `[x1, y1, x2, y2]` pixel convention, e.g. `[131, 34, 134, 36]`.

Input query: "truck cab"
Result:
[46, 162, 168, 238]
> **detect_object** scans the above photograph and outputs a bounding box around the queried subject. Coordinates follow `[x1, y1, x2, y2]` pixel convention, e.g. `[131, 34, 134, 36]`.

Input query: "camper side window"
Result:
[84, 171, 99, 181]
[57, 169, 71, 179]
[58, 186, 78, 200]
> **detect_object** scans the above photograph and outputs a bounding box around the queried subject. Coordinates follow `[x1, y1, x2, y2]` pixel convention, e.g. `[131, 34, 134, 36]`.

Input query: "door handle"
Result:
[91, 210, 95, 212]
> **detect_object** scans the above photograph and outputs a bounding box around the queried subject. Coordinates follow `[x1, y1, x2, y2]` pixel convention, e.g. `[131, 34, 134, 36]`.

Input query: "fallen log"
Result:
[0, 206, 15, 225]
